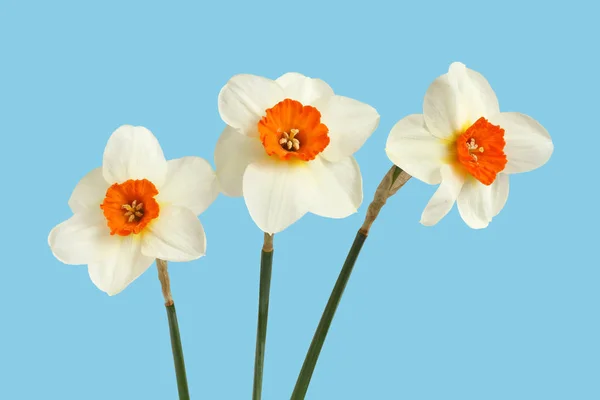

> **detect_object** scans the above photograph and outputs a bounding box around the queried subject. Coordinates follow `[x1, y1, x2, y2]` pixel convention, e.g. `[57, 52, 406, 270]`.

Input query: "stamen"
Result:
[279, 128, 301, 151]
[467, 138, 478, 150]
[466, 138, 484, 162]
[121, 200, 144, 222]
[292, 138, 300, 151]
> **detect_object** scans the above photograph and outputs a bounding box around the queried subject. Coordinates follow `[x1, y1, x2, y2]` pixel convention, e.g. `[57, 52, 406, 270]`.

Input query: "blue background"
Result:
[1, 0, 597, 399]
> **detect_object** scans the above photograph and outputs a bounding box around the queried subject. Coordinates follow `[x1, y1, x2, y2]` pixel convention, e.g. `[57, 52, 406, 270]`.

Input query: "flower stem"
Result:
[290, 231, 366, 400]
[290, 166, 411, 400]
[157, 259, 190, 400]
[253, 233, 274, 400]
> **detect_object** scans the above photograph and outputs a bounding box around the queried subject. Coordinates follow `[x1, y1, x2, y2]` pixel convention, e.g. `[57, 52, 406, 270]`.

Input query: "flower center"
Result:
[456, 117, 508, 185]
[466, 138, 485, 161]
[279, 128, 301, 151]
[258, 98, 330, 161]
[100, 179, 160, 236]
[122, 199, 144, 223]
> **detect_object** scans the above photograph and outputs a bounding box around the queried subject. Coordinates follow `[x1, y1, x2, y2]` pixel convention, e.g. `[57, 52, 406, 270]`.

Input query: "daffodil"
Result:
[215, 72, 379, 398]
[48, 125, 219, 295]
[386, 62, 553, 229]
[215, 72, 380, 234]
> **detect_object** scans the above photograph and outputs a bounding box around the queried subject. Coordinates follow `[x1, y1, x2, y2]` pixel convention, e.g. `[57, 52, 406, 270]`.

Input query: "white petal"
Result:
[457, 174, 509, 229]
[423, 62, 500, 139]
[218, 74, 284, 137]
[68, 168, 110, 213]
[214, 125, 267, 197]
[48, 209, 112, 265]
[487, 112, 553, 174]
[275, 72, 334, 105]
[385, 114, 449, 185]
[492, 174, 510, 217]
[88, 236, 154, 296]
[157, 157, 219, 215]
[420, 165, 465, 226]
[307, 156, 362, 218]
[243, 160, 316, 234]
[142, 205, 207, 262]
[318, 95, 380, 162]
[102, 125, 168, 187]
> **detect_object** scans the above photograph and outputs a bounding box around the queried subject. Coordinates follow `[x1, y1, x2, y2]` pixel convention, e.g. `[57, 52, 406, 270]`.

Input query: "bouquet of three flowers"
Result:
[49, 62, 552, 399]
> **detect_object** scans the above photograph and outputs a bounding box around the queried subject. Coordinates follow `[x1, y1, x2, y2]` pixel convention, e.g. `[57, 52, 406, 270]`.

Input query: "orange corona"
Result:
[100, 179, 160, 236]
[456, 117, 507, 185]
[258, 98, 330, 161]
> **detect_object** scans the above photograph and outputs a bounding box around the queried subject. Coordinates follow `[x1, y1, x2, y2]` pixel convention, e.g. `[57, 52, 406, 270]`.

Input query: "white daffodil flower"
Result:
[48, 125, 219, 295]
[386, 62, 553, 229]
[215, 72, 380, 234]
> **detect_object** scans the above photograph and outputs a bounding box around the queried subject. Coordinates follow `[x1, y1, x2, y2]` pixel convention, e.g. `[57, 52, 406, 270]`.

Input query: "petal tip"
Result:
[190, 251, 206, 261]
[419, 214, 438, 227]
[449, 61, 467, 72]
[278, 71, 306, 80]
[463, 216, 491, 230]
[419, 219, 435, 227]
[467, 223, 489, 230]
[228, 73, 256, 82]
[112, 124, 155, 138]
[115, 123, 134, 130]
[99, 283, 123, 297]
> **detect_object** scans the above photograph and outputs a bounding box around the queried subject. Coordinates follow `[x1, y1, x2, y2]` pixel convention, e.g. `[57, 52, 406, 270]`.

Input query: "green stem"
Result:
[290, 166, 410, 400]
[290, 231, 367, 400]
[156, 259, 190, 400]
[166, 303, 190, 400]
[253, 233, 274, 400]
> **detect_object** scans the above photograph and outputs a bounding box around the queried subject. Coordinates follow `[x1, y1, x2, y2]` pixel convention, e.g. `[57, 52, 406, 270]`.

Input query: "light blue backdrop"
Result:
[1, 0, 597, 399]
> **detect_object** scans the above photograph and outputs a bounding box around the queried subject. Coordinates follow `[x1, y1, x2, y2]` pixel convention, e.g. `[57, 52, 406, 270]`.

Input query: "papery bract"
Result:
[48, 125, 219, 295]
[215, 72, 379, 234]
[385, 62, 553, 229]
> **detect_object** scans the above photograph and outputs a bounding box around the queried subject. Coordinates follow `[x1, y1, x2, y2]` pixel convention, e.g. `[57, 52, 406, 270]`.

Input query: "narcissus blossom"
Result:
[386, 62, 553, 229]
[215, 73, 380, 234]
[48, 125, 219, 295]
